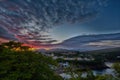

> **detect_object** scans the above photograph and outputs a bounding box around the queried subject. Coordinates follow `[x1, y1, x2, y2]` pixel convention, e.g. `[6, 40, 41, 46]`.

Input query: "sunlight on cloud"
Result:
[0, 0, 108, 46]
[87, 40, 120, 47]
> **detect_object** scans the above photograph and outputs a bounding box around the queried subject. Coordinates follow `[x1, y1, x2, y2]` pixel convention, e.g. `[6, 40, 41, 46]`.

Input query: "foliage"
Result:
[113, 62, 120, 78]
[70, 71, 118, 80]
[1, 41, 120, 80]
[96, 75, 118, 80]
[0, 41, 62, 80]
[0, 41, 30, 52]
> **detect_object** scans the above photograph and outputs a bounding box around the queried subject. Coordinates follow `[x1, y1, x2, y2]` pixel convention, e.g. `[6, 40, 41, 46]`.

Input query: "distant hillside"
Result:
[85, 47, 120, 53]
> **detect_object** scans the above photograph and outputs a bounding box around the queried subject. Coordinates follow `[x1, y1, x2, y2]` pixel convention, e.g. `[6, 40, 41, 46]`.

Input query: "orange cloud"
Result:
[0, 38, 9, 44]
[22, 43, 52, 50]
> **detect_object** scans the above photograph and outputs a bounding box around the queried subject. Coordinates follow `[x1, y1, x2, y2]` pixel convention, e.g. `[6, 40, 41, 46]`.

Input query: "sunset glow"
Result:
[0, 0, 120, 51]
[22, 43, 52, 50]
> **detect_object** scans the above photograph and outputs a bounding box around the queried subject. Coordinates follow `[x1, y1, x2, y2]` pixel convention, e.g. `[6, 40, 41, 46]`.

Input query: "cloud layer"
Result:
[0, 0, 108, 46]
[60, 33, 120, 51]
[87, 40, 120, 47]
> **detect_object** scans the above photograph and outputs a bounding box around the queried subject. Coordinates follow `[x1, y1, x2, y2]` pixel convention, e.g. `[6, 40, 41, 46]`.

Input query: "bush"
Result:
[0, 42, 62, 80]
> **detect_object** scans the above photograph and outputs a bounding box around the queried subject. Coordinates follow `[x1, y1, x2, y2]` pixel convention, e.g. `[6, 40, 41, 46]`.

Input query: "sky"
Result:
[50, 0, 120, 42]
[0, 0, 120, 49]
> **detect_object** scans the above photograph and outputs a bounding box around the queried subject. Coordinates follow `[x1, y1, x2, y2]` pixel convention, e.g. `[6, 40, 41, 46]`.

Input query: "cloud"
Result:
[0, 0, 108, 45]
[59, 33, 120, 51]
[0, 27, 17, 40]
[86, 40, 120, 47]
[0, 37, 9, 44]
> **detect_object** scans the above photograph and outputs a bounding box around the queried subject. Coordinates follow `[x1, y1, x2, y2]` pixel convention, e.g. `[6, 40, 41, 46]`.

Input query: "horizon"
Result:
[0, 0, 120, 50]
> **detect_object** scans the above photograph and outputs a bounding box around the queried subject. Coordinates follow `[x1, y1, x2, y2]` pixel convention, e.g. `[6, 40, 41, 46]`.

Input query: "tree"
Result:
[113, 62, 120, 78]
[96, 74, 118, 80]
[0, 42, 62, 80]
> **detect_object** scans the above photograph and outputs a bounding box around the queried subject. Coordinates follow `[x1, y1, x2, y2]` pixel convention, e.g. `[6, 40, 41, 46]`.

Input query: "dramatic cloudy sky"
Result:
[0, 0, 120, 49]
